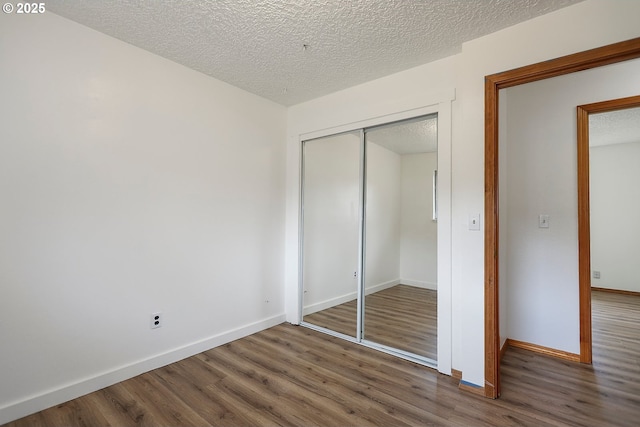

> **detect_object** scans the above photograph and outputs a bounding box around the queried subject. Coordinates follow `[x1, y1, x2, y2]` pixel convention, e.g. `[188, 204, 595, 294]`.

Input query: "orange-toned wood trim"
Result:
[577, 104, 592, 364]
[484, 37, 640, 400]
[577, 94, 640, 364]
[592, 287, 640, 297]
[506, 339, 580, 362]
[577, 95, 640, 114]
[451, 369, 463, 380]
[489, 38, 640, 90]
[459, 381, 486, 397]
[484, 75, 500, 399]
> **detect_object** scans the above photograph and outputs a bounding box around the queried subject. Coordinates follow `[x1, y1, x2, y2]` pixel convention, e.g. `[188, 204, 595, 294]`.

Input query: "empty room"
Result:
[1, 1, 640, 426]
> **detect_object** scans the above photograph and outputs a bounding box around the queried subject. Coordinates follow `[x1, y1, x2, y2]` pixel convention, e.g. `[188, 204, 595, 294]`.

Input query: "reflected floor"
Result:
[304, 284, 437, 360]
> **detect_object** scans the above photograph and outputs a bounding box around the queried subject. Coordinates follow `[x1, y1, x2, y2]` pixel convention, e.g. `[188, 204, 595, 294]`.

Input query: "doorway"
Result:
[300, 115, 440, 366]
[484, 37, 640, 398]
[577, 95, 640, 362]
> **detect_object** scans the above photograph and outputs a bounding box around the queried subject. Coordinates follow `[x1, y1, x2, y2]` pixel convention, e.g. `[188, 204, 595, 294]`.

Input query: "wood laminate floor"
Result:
[364, 285, 436, 360]
[4, 290, 640, 426]
[303, 297, 357, 337]
[303, 285, 437, 360]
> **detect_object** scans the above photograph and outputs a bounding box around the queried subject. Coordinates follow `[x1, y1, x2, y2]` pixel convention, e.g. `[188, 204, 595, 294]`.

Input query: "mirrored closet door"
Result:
[300, 114, 438, 365]
[363, 116, 438, 360]
[301, 130, 361, 338]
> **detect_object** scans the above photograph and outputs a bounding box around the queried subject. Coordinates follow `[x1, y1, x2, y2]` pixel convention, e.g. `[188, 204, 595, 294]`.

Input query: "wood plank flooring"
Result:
[364, 285, 436, 359]
[4, 290, 640, 426]
[303, 297, 358, 337]
[304, 285, 437, 359]
[493, 290, 640, 426]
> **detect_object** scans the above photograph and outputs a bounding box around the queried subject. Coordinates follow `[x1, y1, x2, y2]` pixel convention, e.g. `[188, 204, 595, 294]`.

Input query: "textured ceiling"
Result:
[590, 107, 640, 147]
[367, 115, 438, 155]
[47, 0, 584, 106]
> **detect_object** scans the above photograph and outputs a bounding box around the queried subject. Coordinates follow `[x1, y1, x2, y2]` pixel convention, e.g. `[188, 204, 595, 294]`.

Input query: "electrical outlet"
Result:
[150, 312, 162, 329]
[593, 271, 601, 279]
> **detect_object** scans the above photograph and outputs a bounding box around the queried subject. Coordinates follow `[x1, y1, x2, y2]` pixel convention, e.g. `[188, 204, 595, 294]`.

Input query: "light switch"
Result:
[539, 214, 550, 228]
[469, 213, 480, 231]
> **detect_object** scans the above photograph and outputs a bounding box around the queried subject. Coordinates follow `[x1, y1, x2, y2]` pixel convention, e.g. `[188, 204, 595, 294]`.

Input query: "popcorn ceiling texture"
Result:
[367, 116, 438, 155]
[47, 0, 583, 106]
[590, 107, 640, 147]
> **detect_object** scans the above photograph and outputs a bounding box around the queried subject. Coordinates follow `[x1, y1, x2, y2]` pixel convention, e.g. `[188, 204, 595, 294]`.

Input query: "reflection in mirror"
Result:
[363, 115, 438, 360]
[301, 131, 361, 337]
[589, 106, 640, 294]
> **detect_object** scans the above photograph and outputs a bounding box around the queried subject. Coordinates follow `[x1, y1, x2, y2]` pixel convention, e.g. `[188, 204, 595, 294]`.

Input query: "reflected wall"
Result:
[301, 131, 360, 337]
[301, 115, 439, 361]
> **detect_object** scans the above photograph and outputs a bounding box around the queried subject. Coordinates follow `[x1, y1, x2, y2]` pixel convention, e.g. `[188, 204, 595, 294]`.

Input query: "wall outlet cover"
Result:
[150, 312, 162, 329]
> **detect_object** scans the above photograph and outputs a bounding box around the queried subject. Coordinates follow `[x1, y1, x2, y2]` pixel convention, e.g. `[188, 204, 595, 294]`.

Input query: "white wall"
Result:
[0, 12, 286, 423]
[590, 141, 640, 293]
[365, 142, 402, 291]
[400, 152, 437, 288]
[502, 59, 640, 353]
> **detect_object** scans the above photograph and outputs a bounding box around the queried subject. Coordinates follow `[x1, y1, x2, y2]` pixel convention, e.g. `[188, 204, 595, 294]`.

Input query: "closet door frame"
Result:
[296, 93, 454, 375]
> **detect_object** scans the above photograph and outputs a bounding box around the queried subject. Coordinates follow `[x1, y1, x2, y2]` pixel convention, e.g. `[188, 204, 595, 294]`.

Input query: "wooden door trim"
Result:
[484, 37, 640, 399]
[577, 95, 640, 364]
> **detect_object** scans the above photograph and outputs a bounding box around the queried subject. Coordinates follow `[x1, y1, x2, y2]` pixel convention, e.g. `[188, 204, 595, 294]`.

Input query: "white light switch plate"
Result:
[469, 213, 480, 231]
[539, 214, 550, 228]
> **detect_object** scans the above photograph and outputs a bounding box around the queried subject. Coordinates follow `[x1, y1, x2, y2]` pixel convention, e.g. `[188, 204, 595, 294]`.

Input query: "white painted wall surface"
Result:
[302, 133, 360, 314]
[590, 141, 640, 293]
[400, 152, 437, 288]
[365, 142, 402, 291]
[0, 12, 286, 423]
[503, 59, 640, 353]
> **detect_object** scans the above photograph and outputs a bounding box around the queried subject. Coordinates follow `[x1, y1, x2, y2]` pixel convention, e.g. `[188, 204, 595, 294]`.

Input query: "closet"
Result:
[300, 115, 438, 365]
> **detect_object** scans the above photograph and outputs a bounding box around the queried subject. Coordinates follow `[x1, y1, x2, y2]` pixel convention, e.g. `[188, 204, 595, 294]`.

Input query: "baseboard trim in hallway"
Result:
[505, 338, 580, 362]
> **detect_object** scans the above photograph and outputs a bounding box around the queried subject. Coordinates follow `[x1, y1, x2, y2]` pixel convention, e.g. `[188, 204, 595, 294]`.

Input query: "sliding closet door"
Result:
[363, 115, 438, 361]
[301, 131, 361, 337]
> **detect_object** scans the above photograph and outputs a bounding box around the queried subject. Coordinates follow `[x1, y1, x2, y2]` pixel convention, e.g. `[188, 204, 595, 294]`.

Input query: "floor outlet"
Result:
[151, 312, 162, 329]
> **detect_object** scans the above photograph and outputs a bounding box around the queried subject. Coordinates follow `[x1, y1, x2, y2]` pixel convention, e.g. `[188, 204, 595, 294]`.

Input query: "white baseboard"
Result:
[0, 314, 286, 425]
[365, 279, 400, 295]
[302, 291, 356, 315]
[302, 279, 436, 317]
[302, 279, 402, 316]
[401, 279, 437, 290]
